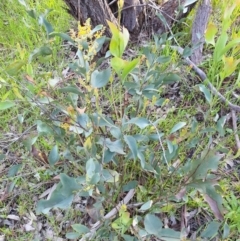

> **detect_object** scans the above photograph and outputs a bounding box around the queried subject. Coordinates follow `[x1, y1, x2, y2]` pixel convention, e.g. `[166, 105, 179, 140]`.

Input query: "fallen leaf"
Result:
[76, 107, 86, 114]
[7, 214, 20, 221]
[204, 194, 224, 221]
[24, 221, 35, 232]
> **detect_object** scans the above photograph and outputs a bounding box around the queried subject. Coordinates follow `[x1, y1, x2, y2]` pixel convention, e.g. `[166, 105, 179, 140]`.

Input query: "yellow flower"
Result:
[78, 18, 91, 37]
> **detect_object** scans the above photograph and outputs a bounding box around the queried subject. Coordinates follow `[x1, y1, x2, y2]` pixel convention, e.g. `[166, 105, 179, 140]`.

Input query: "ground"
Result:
[0, 0, 240, 240]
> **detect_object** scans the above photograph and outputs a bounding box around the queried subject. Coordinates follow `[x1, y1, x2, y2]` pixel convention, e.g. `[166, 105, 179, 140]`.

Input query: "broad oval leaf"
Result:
[144, 214, 163, 235]
[91, 68, 111, 88]
[170, 122, 186, 134]
[163, 73, 180, 85]
[66, 232, 80, 239]
[48, 145, 60, 166]
[124, 135, 138, 159]
[8, 164, 22, 177]
[72, 224, 90, 234]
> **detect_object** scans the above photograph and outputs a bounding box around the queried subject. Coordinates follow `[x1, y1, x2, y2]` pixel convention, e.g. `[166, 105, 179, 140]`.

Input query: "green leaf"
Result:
[36, 174, 79, 214]
[122, 58, 139, 80]
[29, 46, 52, 62]
[86, 158, 96, 178]
[8, 164, 22, 177]
[158, 228, 181, 241]
[58, 86, 84, 96]
[170, 122, 186, 134]
[156, 56, 171, 63]
[38, 13, 54, 36]
[205, 23, 218, 46]
[37, 120, 53, 135]
[167, 140, 173, 154]
[66, 232, 80, 239]
[182, 46, 193, 58]
[111, 57, 126, 75]
[72, 224, 90, 234]
[124, 135, 138, 159]
[140, 200, 153, 211]
[216, 115, 227, 137]
[0, 101, 15, 110]
[49, 32, 74, 44]
[126, 117, 150, 129]
[192, 152, 222, 180]
[102, 169, 119, 183]
[214, 32, 228, 61]
[27, 10, 37, 19]
[105, 139, 125, 154]
[123, 180, 138, 192]
[69, 62, 86, 75]
[223, 222, 230, 239]
[144, 214, 162, 235]
[107, 21, 129, 58]
[163, 73, 180, 85]
[48, 145, 60, 166]
[5, 60, 26, 76]
[0, 154, 6, 161]
[201, 221, 221, 238]
[91, 68, 111, 88]
[198, 84, 211, 104]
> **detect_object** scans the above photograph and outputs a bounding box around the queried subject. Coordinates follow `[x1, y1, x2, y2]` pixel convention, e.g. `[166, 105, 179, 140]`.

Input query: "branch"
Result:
[170, 45, 240, 112]
[231, 110, 240, 150]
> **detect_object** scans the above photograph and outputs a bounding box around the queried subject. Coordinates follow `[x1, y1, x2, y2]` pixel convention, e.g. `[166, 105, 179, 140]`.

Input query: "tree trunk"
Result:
[191, 0, 211, 64]
[63, 0, 197, 39]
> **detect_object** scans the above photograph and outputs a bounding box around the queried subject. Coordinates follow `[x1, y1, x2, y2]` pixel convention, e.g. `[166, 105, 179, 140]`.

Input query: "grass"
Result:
[1, 0, 240, 240]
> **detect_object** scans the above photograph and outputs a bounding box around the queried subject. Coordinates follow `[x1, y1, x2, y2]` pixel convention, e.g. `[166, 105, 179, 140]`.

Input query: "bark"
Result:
[191, 0, 211, 64]
[63, 0, 198, 39]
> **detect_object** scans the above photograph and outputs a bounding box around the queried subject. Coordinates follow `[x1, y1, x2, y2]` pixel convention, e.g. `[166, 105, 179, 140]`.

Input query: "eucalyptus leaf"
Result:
[124, 135, 138, 159]
[0, 101, 15, 110]
[58, 86, 84, 96]
[198, 84, 211, 104]
[66, 232, 80, 239]
[72, 224, 90, 234]
[49, 32, 74, 44]
[8, 164, 22, 177]
[201, 221, 221, 238]
[91, 68, 111, 88]
[222, 222, 230, 239]
[126, 117, 150, 129]
[170, 122, 186, 134]
[48, 145, 60, 166]
[144, 214, 162, 235]
[140, 200, 153, 211]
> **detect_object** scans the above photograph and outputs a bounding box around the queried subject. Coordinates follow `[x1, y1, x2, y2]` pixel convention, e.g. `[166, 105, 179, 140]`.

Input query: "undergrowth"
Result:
[1, 0, 240, 240]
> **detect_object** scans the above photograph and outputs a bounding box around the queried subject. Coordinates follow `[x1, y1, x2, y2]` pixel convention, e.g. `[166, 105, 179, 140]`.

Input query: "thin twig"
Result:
[231, 109, 240, 150]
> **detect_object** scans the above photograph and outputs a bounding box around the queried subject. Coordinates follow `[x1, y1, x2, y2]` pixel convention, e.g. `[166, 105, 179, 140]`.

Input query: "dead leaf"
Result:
[32, 146, 49, 166]
[204, 194, 224, 221]
[39, 183, 57, 199]
[25, 75, 36, 85]
[24, 221, 35, 232]
[7, 214, 20, 221]
[175, 187, 186, 200]
[76, 107, 86, 114]
[0, 235, 5, 241]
